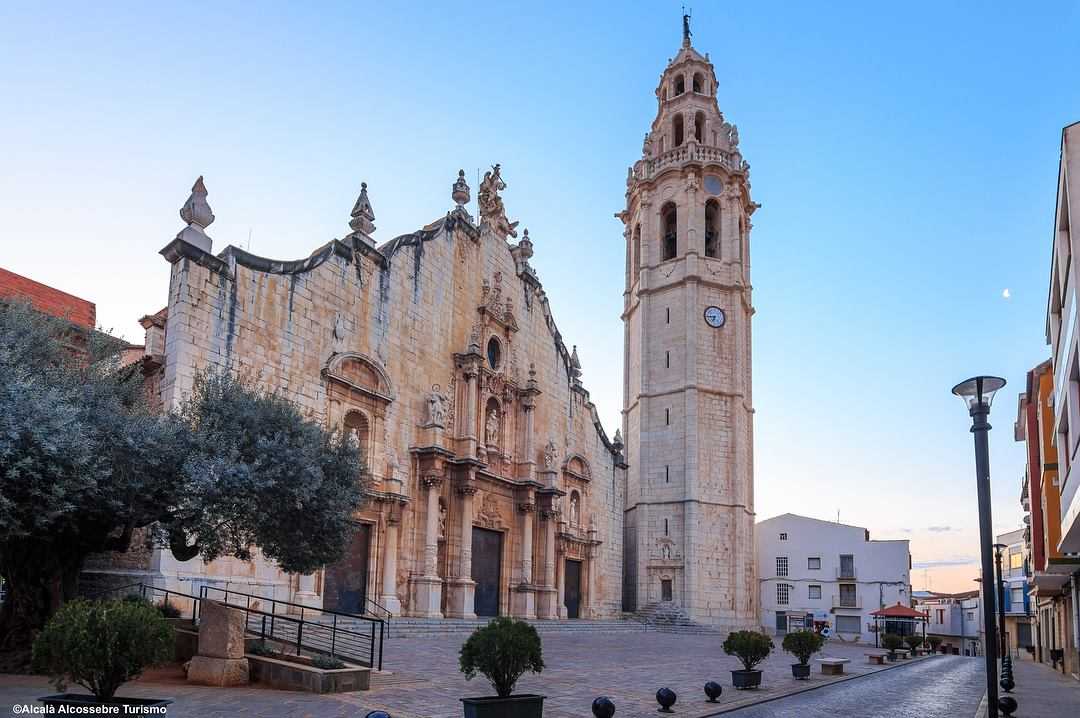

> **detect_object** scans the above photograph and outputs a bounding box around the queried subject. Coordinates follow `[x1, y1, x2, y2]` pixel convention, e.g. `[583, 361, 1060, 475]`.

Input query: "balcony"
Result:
[832, 595, 862, 610]
[836, 566, 856, 579]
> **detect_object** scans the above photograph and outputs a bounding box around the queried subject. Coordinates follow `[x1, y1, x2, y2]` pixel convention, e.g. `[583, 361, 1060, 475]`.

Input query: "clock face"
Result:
[704, 175, 724, 195]
[704, 306, 726, 328]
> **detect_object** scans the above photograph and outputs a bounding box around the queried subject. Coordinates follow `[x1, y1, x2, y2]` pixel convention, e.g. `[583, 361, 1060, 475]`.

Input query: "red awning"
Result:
[870, 602, 929, 619]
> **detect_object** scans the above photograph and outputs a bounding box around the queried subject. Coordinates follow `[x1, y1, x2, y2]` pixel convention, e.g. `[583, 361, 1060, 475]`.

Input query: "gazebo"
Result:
[870, 603, 929, 647]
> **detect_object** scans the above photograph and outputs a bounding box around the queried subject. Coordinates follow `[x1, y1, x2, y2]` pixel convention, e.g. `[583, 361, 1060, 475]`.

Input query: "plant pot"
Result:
[731, 669, 762, 689]
[39, 694, 173, 710]
[791, 663, 811, 680]
[461, 694, 544, 718]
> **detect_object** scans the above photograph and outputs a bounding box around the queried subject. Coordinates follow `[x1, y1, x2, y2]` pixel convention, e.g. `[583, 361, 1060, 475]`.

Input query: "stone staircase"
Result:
[323, 615, 651, 640]
[634, 602, 725, 634]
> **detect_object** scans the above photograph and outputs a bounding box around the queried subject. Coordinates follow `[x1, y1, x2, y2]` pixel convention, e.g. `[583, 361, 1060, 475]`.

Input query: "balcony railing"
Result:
[836, 566, 856, 579]
[832, 595, 862, 610]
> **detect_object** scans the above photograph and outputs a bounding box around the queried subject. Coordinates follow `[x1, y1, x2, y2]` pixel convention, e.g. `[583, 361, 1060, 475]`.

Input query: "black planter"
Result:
[462, 694, 544, 718]
[791, 663, 811, 680]
[731, 670, 762, 689]
[39, 695, 173, 710]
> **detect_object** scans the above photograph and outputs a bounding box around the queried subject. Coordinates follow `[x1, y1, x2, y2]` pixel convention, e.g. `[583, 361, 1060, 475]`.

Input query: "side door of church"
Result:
[471, 527, 502, 617]
[324, 523, 371, 614]
[565, 559, 582, 619]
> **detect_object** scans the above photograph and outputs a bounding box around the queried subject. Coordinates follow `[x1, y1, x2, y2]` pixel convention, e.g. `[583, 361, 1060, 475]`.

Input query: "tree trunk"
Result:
[0, 542, 80, 672]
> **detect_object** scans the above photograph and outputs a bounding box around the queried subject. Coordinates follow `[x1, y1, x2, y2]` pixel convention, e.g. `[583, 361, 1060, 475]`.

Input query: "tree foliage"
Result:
[0, 300, 366, 667]
[926, 635, 943, 653]
[723, 630, 774, 672]
[459, 617, 544, 697]
[781, 629, 825, 665]
[32, 599, 174, 699]
[881, 632, 904, 655]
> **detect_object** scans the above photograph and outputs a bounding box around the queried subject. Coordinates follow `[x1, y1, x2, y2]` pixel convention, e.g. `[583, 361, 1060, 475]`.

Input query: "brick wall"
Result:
[0, 266, 96, 328]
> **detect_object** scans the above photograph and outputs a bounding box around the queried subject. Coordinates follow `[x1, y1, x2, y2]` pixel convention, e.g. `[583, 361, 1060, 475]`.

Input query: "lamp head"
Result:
[952, 376, 1006, 413]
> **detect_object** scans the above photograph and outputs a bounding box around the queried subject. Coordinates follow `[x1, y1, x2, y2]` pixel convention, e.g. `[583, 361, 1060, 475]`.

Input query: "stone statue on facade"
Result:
[569, 493, 580, 527]
[426, 385, 448, 427]
[728, 123, 739, 149]
[477, 164, 519, 238]
[543, 439, 557, 470]
[485, 407, 500, 446]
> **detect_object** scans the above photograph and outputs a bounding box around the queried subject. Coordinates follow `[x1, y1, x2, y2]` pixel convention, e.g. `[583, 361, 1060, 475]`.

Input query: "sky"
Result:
[2, 1, 1079, 593]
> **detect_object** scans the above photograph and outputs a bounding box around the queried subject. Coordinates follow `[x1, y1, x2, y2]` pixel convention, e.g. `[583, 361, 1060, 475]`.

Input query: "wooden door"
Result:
[324, 523, 371, 614]
[472, 527, 502, 617]
[565, 559, 582, 619]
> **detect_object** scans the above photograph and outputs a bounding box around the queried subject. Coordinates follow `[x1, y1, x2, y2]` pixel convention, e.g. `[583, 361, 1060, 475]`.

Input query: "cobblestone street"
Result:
[0, 632, 977, 718]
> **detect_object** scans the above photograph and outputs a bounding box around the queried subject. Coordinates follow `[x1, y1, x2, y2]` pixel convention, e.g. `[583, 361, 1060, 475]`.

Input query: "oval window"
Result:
[487, 337, 501, 370]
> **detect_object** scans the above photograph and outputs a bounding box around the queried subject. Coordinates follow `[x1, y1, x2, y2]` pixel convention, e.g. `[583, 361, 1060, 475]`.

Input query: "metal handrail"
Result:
[198, 585, 384, 670]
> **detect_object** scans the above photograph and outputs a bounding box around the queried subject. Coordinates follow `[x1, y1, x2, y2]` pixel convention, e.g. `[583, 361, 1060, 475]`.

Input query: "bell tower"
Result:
[619, 15, 758, 628]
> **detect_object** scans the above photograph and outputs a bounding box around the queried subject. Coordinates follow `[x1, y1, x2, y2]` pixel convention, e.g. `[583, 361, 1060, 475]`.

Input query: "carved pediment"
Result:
[323, 352, 395, 403]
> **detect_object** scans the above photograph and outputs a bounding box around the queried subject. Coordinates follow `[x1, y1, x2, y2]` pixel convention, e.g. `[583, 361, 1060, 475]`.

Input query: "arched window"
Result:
[674, 75, 685, 95]
[692, 72, 703, 93]
[569, 490, 581, 527]
[705, 200, 720, 258]
[694, 112, 705, 143]
[673, 114, 684, 147]
[344, 410, 370, 460]
[661, 202, 677, 261]
[486, 336, 501, 370]
[632, 223, 641, 276]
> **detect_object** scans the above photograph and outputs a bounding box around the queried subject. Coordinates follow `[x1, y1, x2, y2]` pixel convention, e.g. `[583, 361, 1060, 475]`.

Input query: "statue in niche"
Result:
[485, 407, 500, 446]
[477, 164, 519, 238]
[426, 385, 448, 427]
[543, 440, 557, 470]
[569, 493, 580, 527]
[438, 501, 447, 541]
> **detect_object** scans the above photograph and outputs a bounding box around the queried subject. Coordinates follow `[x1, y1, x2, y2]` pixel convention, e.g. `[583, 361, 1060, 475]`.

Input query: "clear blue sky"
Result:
[2, 1, 1078, 591]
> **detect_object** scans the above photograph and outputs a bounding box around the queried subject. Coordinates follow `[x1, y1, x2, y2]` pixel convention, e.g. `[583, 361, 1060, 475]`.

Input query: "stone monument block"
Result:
[187, 655, 250, 686]
[197, 600, 246, 659]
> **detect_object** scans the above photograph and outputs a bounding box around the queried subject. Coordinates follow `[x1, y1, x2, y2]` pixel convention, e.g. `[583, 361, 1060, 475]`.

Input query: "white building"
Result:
[756, 514, 911, 644]
[914, 590, 984, 656]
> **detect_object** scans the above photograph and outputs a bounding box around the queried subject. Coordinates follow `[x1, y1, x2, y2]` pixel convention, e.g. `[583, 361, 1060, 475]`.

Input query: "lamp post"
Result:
[993, 543, 1008, 658]
[953, 375, 1006, 718]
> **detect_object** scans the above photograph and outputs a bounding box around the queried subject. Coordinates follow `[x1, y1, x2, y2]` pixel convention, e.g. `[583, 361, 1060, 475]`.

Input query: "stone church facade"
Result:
[86, 22, 756, 627]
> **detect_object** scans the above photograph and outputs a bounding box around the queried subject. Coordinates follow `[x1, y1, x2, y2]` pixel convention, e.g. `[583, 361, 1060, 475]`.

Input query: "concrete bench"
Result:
[816, 657, 851, 675]
[897, 649, 911, 660]
[866, 653, 888, 665]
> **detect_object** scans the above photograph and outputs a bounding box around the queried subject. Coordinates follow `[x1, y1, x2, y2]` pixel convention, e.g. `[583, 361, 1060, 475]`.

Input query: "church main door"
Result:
[565, 559, 582, 619]
[323, 523, 371, 614]
[471, 527, 502, 617]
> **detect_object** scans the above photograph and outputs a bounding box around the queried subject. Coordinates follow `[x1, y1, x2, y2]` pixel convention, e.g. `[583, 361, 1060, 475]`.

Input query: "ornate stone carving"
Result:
[476, 492, 504, 529]
[568, 493, 580, 527]
[332, 313, 346, 345]
[484, 406, 500, 446]
[349, 182, 376, 237]
[438, 501, 447, 541]
[422, 472, 443, 489]
[477, 164, 518, 238]
[542, 439, 557, 470]
[180, 176, 214, 229]
[452, 169, 470, 208]
[425, 385, 448, 427]
[518, 502, 536, 514]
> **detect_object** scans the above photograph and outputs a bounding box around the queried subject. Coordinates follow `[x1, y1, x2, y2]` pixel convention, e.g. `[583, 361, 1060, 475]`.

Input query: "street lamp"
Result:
[994, 543, 1008, 658]
[953, 375, 1006, 718]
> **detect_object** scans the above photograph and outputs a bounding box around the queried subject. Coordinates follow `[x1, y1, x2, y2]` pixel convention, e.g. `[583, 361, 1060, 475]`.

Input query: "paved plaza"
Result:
[0, 632, 973, 718]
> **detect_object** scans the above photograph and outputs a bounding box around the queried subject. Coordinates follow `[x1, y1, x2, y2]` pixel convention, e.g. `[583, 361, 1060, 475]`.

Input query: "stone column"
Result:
[522, 399, 536, 482]
[446, 484, 477, 619]
[379, 514, 402, 615]
[464, 364, 479, 457]
[511, 501, 536, 619]
[556, 524, 567, 619]
[411, 474, 443, 618]
[537, 508, 559, 619]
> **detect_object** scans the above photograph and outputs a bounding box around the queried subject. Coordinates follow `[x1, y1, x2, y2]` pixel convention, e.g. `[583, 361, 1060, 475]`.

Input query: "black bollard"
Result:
[1000, 672, 1015, 693]
[656, 687, 677, 713]
[998, 696, 1018, 716]
[592, 696, 616, 718]
[704, 681, 723, 702]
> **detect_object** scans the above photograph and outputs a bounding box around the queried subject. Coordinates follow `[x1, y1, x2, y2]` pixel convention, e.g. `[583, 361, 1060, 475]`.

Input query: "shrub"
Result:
[782, 630, 825, 666]
[927, 635, 943, 653]
[904, 634, 924, 652]
[248, 641, 277, 657]
[723, 630, 774, 672]
[459, 617, 544, 698]
[881, 633, 904, 656]
[311, 654, 346, 670]
[157, 600, 182, 619]
[32, 599, 174, 699]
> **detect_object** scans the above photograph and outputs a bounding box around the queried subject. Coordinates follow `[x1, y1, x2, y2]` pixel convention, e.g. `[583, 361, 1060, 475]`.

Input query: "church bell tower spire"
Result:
[619, 20, 758, 628]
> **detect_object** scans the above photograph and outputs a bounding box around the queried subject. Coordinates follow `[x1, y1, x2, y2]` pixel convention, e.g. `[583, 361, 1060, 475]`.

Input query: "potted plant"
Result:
[33, 599, 175, 709]
[723, 630, 773, 689]
[782, 630, 825, 679]
[881, 633, 904, 661]
[904, 634, 924, 656]
[459, 617, 545, 718]
[926, 636, 943, 654]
